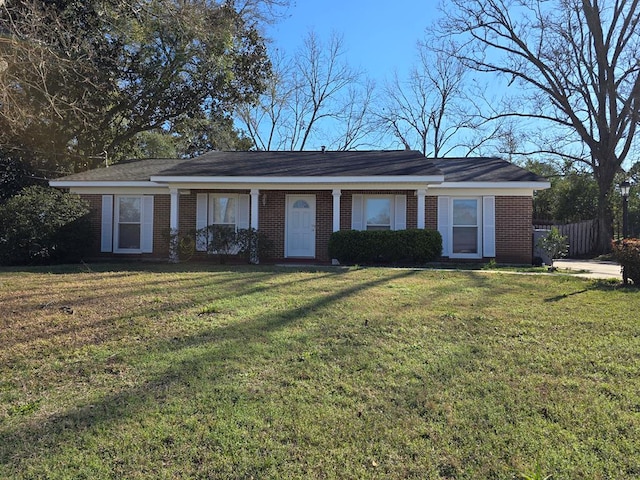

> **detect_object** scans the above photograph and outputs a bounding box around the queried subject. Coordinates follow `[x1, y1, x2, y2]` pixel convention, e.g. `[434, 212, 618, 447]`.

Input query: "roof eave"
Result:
[49, 180, 166, 188]
[149, 175, 445, 184]
[432, 181, 551, 189]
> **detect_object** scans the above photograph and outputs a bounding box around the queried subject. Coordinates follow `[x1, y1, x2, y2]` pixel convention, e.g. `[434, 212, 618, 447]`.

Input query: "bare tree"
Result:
[236, 30, 373, 151]
[375, 36, 490, 157]
[440, 0, 640, 252]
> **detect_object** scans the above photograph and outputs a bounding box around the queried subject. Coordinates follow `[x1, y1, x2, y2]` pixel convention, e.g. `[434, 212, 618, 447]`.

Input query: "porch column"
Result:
[332, 189, 341, 232]
[250, 189, 260, 229]
[169, 188, 180, 263]
[416, 188, 426, 229]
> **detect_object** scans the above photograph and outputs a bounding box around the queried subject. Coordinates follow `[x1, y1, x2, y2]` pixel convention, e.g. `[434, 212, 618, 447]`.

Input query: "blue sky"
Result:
[266, 1, 442, 84]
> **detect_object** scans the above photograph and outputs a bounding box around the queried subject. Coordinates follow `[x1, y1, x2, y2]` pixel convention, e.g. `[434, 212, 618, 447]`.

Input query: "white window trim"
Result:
[450, 197, 482, 259]
[195, 193, 250, 252]
[113, 195, 153, 254]
[209, 193, 240, 231]
[352, 194, 406, 231]
[365, 195, 393, 230]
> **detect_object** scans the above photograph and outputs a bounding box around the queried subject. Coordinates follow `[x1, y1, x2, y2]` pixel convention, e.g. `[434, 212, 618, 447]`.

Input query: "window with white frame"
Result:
[210, 195, 238, 231]
[452, 198, 479, 254]
[365, 197, 392, 230]
[352, 194, 406, 231]
[109, 195, 153, 253]
[195, 193, 250, 252]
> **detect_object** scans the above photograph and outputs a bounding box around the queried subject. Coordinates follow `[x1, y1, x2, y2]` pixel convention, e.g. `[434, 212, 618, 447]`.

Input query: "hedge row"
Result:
[0, 186, 92, 265]
[611, 238, 640, 285]
[328, 229, 442, 265]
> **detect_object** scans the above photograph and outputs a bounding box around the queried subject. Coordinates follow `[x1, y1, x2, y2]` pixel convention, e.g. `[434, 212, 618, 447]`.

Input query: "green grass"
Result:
[0, 264, 638, 479]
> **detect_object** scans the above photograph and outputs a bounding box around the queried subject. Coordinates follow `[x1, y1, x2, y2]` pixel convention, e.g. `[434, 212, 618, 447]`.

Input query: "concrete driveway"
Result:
[553, 259, 623, 280]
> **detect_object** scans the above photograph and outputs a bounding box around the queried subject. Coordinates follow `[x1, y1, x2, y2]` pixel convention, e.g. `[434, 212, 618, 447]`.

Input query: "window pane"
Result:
[366, 198, 391, 226]
[119, 224, 141, 249]
[453, 226, 478, 253]
[453, 199, 478, 226]
[293, 200, 310, 208]
[119, 197, 141, 223]
[212, 197, 236, 224]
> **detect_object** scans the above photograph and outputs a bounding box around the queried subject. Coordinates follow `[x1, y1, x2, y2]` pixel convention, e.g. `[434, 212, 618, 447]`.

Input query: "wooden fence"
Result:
[533, 219, 598, 257]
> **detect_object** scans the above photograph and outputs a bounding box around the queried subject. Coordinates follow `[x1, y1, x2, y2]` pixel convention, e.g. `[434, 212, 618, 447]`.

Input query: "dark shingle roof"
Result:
[432, 157, 548, 183]
[53, 158, 186, 182]
[158, 150, 441, 177]
[51, 151, 548, 184]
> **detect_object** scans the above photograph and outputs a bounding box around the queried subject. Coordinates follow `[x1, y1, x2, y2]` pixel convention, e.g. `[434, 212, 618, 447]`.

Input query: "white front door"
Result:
[286, 195, 316, 258]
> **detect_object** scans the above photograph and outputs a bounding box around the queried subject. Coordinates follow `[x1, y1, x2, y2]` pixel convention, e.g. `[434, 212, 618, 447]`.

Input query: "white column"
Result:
[169, 188, 180, 263]
[332, 189, 342, 232]
[170, 188, 179, 231]
[416, 188, 426, 229]
[250, 189, 260, 229]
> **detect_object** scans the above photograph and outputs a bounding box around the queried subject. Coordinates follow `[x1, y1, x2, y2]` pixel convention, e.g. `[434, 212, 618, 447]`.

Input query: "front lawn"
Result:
[0, 264, 638, 479]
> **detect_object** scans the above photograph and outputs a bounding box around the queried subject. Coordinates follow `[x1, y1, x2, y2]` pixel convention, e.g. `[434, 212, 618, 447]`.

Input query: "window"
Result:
[352, 194, 406, 231]
[365, 197, 391, 230]
[210, 195, 237, 230]
[195, 193, 250, 252]
[117, 197, 142, 249]
[452, 199, 479, 254]
[438, 196, 495, 259]
[109, 195, 154, 254]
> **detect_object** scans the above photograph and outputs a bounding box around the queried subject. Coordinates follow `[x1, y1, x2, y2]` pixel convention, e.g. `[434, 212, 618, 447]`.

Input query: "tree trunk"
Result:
[594, 166, 616, 254]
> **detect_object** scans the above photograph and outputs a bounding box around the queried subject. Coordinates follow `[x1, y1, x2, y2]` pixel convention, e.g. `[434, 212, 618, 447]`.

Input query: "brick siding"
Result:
[495, 196, 533, 264]
[79, 191, 533, 264]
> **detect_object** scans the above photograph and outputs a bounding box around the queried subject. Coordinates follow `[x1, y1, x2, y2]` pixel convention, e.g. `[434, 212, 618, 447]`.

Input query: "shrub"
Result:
[535, 226, 568, 269]
[194, 226, 273, 264]
[328, 229, 442, 265]
[611, 238, 640, 285]
[0, 186, 91, 265]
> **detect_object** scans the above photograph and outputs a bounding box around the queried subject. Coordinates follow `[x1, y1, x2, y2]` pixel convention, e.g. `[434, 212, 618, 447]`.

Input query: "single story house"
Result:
[49, 150, 550, 264]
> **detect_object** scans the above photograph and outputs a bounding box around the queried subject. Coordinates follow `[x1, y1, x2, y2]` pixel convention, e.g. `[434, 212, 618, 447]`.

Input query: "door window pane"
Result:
[366, 198, 391, 229]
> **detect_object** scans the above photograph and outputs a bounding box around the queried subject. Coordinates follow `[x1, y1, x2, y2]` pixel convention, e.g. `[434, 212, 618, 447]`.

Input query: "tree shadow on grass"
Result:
[544, 278, 637, 302]
[0, 268, 419, 472]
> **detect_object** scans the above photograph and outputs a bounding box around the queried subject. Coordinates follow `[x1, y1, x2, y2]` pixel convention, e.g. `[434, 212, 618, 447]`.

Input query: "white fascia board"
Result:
[433, 181, 550, 190]
[67, 187, 169, 195]
[49, 181, 166, 188]
[149, 175, 445, 185]
[161, 181, 443, 191]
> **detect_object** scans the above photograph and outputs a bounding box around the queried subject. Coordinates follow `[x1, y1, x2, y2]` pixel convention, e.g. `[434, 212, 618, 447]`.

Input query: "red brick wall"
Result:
[495, 196, 533, 264]
[339, 190, 418, 230]
[79, 191, 533, 264]
[78, 193, 171, 260]
[426, 196, 437, 230]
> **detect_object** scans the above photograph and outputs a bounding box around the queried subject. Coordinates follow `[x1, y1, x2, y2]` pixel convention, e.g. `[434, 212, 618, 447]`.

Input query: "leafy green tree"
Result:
[0, 186, 91, 265]
[0, 149, 43, 202]
[525, 160, 598, 223]
[0, 0, 276, 174]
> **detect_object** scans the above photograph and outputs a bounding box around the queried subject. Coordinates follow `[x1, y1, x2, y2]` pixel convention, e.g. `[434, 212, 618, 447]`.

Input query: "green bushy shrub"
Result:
[0, 186, 91, 265]
[193, 225, 273, 264]
[611, 238, 640, 285]
[328, 229, 442, 265]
